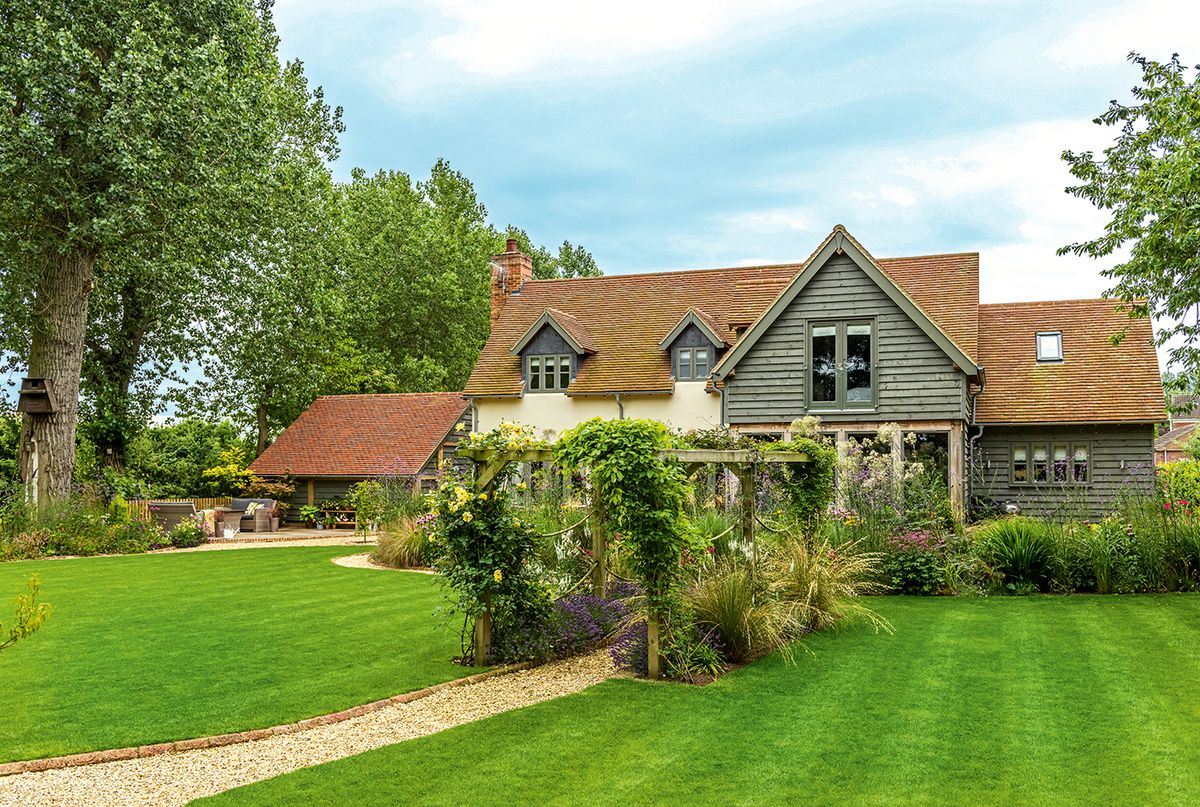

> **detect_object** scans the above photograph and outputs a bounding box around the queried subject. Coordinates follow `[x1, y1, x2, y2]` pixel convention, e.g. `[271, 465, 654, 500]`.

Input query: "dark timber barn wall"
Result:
[723, 253, 969, 424]
[974, 424, 1155, 519]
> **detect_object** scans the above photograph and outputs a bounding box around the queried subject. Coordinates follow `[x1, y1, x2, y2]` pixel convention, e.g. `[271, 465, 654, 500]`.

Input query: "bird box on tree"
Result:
[17, 378, 58, 416]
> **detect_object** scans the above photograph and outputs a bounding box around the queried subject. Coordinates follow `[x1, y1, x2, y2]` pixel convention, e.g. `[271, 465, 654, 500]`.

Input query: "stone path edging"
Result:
[0, 662, 532, 778]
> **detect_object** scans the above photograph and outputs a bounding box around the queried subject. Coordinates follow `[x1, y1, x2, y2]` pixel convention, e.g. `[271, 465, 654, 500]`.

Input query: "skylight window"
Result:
[1036, 331, 1063, 363]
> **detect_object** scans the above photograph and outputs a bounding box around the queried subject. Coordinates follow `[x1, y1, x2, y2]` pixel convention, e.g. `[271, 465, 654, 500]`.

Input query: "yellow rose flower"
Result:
[478, 493, 488, 501]
[462, 512, 473, 523]
[517, 482, 527, 491]
[493, 569, 503, 583]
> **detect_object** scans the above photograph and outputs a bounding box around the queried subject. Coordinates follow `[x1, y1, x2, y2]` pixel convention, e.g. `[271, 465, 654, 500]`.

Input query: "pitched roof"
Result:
[465, 245, 980, 397]
[249, 393, 467, 477]
[658, 308, 728, 350]
[1156, 422, 1197, 452]
[974, 299, 1165, 424]
[511, 308, 595, 355]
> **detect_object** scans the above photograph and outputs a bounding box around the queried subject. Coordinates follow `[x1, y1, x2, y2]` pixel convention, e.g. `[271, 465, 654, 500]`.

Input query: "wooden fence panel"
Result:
[127, 498, 232, 522]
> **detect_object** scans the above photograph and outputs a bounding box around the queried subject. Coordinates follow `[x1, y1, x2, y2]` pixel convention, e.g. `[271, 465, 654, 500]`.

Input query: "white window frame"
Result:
[1036, 331, 1063, 363]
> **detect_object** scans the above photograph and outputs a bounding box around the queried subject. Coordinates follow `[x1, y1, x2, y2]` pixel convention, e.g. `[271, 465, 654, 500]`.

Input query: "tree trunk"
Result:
[255, 402, 270, 457]
[19, 251, 97, 503]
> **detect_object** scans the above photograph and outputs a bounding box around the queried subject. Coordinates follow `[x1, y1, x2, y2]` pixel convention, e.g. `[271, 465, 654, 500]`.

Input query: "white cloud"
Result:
[726, 207, 811, 233]
[421, 0, 813, 78]
[1047, 0, 1200, 67]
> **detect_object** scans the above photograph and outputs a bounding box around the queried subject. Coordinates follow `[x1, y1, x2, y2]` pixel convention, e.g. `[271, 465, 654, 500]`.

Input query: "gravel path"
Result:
[0, 651, 620, 807]
[330, 552, 435, 573]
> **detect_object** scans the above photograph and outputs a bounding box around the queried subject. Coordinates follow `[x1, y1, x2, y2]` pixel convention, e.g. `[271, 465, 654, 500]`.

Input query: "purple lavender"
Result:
[610, 620, 648, 674]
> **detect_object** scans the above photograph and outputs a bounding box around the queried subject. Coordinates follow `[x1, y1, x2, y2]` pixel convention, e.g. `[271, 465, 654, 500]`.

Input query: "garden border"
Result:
[0, 662, 533, 777]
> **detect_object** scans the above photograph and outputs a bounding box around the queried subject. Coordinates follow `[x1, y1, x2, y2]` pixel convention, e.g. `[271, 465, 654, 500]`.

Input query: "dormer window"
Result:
[1036, 331, 1063, 363]
[677, 347, 711, 381]
[527, 355, 571, 391]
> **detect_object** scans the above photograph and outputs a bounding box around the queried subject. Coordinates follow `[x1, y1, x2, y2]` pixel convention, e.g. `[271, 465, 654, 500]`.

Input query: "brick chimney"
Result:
[490, 238, 533, 326]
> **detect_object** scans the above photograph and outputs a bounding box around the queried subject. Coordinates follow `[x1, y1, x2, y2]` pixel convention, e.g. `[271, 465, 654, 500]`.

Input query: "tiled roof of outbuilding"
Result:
[1156, 422, 1198, 452]
[249, 393, 467, 477]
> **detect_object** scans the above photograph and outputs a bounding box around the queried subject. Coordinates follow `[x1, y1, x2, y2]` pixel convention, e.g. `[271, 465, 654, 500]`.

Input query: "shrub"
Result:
[974, 517, 1055, 593]
[495, 585, 636, 663]
[1, 576, 50, 653]
[686, 560, 797, 663]
[168, 520, 207, 549]
[610, 620, 649, 675]
[883, 530, 945, 595]
[428, 468, 547, 662]
[663, 623, 727, 682]
[371, 515, 434, 569]
[767, 530, 889, 631]
[201, 447, 259, 497]
[1158, 460, 1200, 507]
[0, 495, 167, 560]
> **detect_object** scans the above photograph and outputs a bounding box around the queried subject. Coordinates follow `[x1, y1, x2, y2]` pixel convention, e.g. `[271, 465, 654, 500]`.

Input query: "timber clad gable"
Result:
[723, 251, 969, 424]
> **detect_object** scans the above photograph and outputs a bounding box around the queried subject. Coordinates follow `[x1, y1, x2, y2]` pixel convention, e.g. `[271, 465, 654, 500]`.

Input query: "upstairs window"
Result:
[1037, 331, 1063, 362]
[527, 355, 571, 392]
[676, 347, 711, 381]
[810, 320, 874, 408]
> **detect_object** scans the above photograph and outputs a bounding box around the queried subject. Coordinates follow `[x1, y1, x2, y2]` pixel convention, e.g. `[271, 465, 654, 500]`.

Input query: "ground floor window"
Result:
[905, 432, 950, 482]
[1011, 442, 1089, 485]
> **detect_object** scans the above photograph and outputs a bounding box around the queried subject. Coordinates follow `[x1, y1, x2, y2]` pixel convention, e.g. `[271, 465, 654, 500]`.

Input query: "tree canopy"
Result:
[0, 0, 340, 495]
[1061, 53, 1200, 381]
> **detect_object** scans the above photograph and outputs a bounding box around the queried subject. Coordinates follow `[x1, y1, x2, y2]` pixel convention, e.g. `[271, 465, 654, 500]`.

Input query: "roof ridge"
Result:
[523, 263, 806, 284]
[877, 251, 979, 261]
[979, 298, 1121, 309]
[313, 392, 465, 401]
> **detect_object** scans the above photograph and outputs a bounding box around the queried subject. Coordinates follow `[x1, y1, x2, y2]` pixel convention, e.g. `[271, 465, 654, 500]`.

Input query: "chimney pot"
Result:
[505, 238, 518, 253]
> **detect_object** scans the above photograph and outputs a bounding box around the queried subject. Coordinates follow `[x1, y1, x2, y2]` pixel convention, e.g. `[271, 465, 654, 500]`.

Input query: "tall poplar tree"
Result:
[0, 0, 339, 496]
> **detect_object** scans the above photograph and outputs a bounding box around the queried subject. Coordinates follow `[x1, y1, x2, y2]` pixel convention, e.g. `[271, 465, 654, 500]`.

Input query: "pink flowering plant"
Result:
[882, 529, 946, 595]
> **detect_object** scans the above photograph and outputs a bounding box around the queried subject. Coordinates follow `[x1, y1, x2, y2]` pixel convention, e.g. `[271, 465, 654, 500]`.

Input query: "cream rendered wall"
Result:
[473, 382, 722, 440]
[621, 383, 721, 432]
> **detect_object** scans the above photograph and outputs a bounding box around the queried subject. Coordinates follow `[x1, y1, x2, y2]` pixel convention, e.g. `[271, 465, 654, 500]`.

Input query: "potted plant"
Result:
[299, 504, 320, 527]
[321, 511, 340, 530]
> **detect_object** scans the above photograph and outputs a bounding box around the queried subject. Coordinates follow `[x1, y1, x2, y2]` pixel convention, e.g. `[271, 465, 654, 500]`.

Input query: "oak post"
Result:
[591, 497, 607, 597]
[647, 611, 661, 679]
[471, 458, 496, 665]
[738, 464, 757, 568]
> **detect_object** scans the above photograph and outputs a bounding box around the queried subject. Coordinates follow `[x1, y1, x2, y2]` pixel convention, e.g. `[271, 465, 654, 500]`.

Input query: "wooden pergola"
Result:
[458, 446, 810, 678]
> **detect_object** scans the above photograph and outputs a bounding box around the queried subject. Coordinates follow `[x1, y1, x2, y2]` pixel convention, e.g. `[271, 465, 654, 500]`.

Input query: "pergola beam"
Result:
[458, 447, 809, 465]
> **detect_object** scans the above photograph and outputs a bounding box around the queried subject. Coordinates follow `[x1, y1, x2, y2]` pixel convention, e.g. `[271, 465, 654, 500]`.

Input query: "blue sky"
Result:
[274, 0, 1197, 370]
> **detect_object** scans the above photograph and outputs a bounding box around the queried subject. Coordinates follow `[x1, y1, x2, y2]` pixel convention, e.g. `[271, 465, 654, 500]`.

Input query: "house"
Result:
[465, 226, 1164, 518]
[249, 393, 469, 510]
[1155, 395, 1200, 464]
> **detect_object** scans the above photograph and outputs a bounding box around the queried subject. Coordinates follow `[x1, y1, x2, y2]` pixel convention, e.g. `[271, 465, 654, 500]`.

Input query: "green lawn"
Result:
[0, 547, 468, 763]
[201, 595, 1200, 806]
